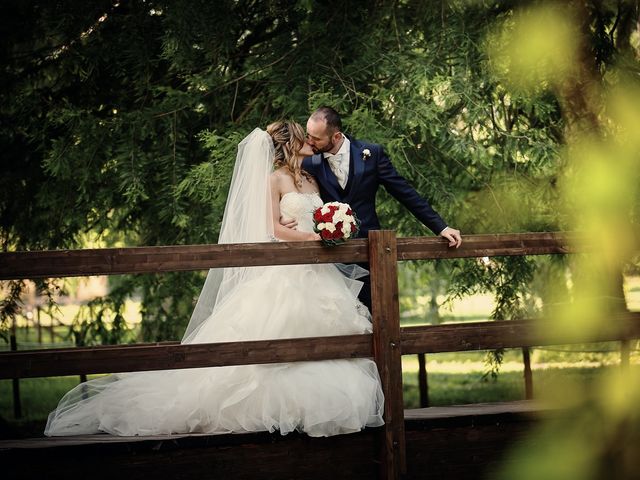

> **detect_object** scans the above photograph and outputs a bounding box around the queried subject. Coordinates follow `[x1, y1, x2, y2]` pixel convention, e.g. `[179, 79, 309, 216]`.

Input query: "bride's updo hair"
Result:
[266, 120, 311, 187]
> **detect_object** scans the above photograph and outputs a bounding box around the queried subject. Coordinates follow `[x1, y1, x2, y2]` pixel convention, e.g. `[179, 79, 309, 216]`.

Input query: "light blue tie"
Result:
[327, 154, 347, 188]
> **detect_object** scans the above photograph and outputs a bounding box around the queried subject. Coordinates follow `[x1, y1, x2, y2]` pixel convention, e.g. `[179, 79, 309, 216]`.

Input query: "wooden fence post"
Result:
[369, 230, 406, 479]
[10, 332, 22, 419]
[522, 347, 533, 400]
[36, 306, 42, 345]
[418, 353, 429, 408]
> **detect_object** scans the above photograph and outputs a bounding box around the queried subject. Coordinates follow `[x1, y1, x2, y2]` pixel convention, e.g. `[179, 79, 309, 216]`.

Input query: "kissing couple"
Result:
[45, 106, 461, 438]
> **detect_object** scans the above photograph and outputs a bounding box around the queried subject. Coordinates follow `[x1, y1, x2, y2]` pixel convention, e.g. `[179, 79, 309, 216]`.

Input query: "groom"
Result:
[288, 106, 462, 309]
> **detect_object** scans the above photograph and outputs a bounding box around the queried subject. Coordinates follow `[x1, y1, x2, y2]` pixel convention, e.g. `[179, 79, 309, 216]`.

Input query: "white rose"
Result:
[333, 211, 347, 223]
[324, 222, 336, 233]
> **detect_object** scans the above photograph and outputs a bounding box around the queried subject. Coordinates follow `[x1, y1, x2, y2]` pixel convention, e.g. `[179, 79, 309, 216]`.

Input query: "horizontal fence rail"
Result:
[0, 334, 373, 379]
[0, 232, 582, 280]
[396, 231, 580, 260]
[400, 313, 640, 354]
[3, 314, 639, 380]
[0, 240, 369, 279]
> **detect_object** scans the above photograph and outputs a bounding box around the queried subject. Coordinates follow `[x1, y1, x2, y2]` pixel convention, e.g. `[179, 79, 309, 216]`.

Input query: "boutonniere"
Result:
[362, 148, 371, 161]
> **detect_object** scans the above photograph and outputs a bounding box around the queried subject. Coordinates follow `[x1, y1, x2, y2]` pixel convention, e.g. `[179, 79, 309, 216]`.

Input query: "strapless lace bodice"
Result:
[279, 192, 323, 233]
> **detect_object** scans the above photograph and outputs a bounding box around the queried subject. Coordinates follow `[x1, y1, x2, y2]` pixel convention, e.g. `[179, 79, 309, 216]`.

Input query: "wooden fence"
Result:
[1, 231, 639, 480]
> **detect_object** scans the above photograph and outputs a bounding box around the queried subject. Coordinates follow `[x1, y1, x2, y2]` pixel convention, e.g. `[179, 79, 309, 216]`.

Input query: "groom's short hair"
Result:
[311, 106, 342, 133]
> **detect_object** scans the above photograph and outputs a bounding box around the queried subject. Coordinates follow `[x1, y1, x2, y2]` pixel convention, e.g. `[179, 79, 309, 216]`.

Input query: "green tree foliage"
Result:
[1, 1, 638, 341]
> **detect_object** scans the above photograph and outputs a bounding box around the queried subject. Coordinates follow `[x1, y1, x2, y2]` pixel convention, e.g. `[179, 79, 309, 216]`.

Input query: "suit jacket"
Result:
[302, 136, 447, 238]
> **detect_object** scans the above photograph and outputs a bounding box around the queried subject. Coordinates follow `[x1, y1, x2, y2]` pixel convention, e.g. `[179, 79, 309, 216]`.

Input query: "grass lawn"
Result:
[401, 363, 622, 408]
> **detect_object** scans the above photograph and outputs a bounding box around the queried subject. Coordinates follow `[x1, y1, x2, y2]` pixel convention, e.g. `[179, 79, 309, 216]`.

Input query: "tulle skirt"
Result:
[44, 264, 385, 437]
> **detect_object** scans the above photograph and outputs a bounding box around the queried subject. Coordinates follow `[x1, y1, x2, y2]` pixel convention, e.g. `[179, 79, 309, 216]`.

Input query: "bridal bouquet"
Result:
[313, 202, 360, 245]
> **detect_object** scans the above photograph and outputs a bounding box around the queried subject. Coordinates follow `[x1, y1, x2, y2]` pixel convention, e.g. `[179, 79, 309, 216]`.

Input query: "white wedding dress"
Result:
[45, 191, 385, 438]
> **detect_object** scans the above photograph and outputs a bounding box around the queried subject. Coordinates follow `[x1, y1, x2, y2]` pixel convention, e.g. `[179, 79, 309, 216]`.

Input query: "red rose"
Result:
[313, 209, 323, 222]
[332, 229, 342, 239]
[346, 208, 352, 215]
[322, 212, 333, 223]
[350, 223, 357, 233]
[335, 221, 343, 233]
[321, 229, 332, 240]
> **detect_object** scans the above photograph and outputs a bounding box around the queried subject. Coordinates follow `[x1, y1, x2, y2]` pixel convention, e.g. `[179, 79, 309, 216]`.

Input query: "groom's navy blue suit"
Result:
[302, 136, 448, 310]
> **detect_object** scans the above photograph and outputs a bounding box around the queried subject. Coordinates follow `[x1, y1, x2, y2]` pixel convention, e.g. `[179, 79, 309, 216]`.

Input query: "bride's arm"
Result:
[270, 176, 320, 242]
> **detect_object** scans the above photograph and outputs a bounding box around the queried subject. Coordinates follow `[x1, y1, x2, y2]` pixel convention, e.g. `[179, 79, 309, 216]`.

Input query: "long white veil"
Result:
[182, 128, 275, 342]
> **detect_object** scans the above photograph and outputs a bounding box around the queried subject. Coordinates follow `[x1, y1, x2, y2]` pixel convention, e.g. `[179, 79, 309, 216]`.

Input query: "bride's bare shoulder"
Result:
[271, 168, 294, 184]
[270, 168, 294, 192]
[271, 166, 287, 177]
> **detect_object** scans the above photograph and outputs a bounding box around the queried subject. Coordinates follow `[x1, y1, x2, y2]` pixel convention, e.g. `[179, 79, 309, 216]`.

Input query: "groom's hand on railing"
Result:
[439, 227, 462, 248]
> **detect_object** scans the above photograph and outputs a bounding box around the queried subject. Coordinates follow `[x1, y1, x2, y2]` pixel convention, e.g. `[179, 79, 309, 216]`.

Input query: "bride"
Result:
[44, 121, 385, 438]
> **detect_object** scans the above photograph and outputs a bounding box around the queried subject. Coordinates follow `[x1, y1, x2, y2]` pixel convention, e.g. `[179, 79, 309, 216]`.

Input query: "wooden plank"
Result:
[2, 429, 379, 480]
[403, 401, 551, 480]
[5, 315, 639, 380]
[404, 416, 535, 480]
[396, 231, 580, 261]
[369, 230, 406, 479]
[1, 401, 544, 480]
[0, 240, 370, 280]
[4, 340, 180, 355]
[0, 334, 373, 380]
[0, 232, 582, 281]
[404, 400, 554, 422]
[0, 402, 540, 450]
[399, 313, 640, 354]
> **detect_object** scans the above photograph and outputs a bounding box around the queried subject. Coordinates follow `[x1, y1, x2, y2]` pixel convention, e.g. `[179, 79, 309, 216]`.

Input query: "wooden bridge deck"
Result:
[1, 232, 632, 479]
[2, 401, 548, 480]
